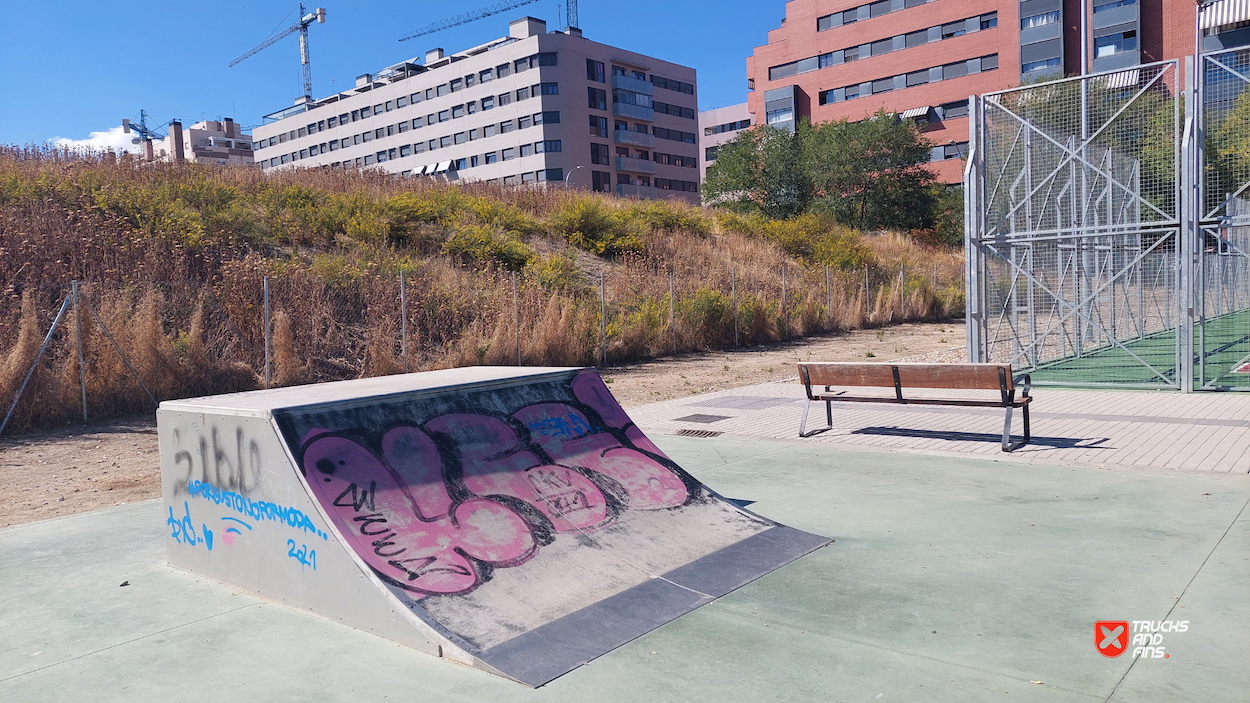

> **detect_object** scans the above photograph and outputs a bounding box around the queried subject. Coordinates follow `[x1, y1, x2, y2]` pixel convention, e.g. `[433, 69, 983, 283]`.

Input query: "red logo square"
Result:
[1097, 621, 1129, 657]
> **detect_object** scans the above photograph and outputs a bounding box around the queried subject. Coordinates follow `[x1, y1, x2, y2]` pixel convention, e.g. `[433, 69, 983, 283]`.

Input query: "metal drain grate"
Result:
[672, 413, 731, 424]
[674, 429, 723, 438]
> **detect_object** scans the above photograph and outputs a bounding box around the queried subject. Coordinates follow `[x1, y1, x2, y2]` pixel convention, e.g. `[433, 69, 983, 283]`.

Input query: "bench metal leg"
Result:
[1001, 404, 1030, 452]
[799, 398, 834, 438]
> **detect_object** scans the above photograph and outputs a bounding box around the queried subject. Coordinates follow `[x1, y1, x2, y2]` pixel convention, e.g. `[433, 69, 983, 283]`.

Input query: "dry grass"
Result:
[0, 146, 963, 432]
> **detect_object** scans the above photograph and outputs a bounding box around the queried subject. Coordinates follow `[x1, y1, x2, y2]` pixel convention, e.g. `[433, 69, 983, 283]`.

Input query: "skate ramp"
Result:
[158, 367, 829, 686]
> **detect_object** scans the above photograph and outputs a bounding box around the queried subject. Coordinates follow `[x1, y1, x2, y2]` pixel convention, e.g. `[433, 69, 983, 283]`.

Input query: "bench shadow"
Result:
[851, 427, 1113, 450]
[725, 498, 757, 508]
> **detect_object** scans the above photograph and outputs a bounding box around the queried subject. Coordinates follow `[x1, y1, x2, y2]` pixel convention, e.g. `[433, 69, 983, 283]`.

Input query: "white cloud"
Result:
[50, 125, 136, 154]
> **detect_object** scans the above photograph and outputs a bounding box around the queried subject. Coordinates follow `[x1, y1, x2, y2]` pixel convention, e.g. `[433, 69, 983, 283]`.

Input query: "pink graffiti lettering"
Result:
[515, 403, 688, 510]
[302, 431, 536, 596]
[424, 413, 610, 532]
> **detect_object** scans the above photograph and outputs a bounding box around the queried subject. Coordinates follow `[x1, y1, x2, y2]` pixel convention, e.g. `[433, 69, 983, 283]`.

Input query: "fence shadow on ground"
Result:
[851, 427, 1113, 450]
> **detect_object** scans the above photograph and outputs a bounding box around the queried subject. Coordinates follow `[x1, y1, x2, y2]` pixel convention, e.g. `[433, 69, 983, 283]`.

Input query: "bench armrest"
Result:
[1014, 373, 1032, 398]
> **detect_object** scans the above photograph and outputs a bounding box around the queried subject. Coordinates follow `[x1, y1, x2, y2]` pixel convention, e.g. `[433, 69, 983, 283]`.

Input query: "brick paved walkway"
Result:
[625, 380, 1250, 473]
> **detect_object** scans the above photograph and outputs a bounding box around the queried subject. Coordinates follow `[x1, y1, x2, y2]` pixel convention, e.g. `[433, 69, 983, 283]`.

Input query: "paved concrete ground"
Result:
[2, 435, 1247, 702]
[626, 381, 1250, 473]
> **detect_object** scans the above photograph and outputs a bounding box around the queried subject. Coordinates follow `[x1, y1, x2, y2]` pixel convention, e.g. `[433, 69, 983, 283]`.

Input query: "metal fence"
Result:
[967, 53, 1250, 391]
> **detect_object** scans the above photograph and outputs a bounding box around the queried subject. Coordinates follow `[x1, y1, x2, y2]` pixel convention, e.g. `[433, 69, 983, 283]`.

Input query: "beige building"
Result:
[252, 17, 701, 201]
[698, 103, 752, 181]
[148, 119, 255, 165]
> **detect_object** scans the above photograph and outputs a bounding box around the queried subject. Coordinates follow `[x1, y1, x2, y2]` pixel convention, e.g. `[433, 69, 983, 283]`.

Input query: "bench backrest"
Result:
[798, 362, 1015, 391]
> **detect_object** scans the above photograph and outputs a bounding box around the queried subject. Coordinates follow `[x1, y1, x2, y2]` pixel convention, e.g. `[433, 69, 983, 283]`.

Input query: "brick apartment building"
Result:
[747, 0, 1250, 183]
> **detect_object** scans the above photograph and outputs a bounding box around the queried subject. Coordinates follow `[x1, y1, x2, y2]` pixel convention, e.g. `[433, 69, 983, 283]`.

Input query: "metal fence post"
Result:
[864, 263, 871, 323]
[732, 265, 739, 348]
[72, 280, 87, 423]
[898, 263, 905, 319]
[599, 272, 607, 368]
[668, 268, 676, 354]
[513, 270, 520, 366]
[263, 276, 271, 388]
[781, 266, 787, 340]
[825, 264, 831, 323]
[399, 271, 409, 373]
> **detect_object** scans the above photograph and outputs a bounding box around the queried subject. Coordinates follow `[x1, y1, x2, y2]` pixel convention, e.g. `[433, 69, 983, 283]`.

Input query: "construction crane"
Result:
[121, 110, 166, 143]
[229, 4, 327, 100]
[399, 0, 577, 42]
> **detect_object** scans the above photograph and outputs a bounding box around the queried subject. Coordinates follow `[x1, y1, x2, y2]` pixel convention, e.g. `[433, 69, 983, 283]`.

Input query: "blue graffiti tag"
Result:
[287, 539, 317, 570]
[167, 501, 214, 551]
[186, 480, 327, 540]
[526, 413, 592, 440]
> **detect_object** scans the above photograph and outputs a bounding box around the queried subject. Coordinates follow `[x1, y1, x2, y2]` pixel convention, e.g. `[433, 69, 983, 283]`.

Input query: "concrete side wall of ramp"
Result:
[158, 367, 829, 686]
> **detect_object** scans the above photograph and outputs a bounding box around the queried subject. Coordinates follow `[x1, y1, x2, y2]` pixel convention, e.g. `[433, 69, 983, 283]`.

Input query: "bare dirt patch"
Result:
[0, 321, 963, 527]
[607, 321, 965, 407]
[0, 420, 160, 527]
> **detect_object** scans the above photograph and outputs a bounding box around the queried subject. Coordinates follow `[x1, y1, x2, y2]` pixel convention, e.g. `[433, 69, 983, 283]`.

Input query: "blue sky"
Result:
[0, 0, 784, 151]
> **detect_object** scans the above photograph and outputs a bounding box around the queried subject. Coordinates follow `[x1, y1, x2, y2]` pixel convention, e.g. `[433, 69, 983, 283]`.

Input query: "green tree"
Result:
[800, 111, 938, 230]
[702, 125, 810, 219]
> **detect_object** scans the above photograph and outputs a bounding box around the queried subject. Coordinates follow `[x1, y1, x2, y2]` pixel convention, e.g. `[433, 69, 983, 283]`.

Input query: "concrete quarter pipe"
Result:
[157, 367, 830, 686]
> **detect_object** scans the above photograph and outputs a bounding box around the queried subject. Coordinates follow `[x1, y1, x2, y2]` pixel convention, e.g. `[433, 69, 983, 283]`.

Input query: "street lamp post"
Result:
[565, 164, 585, 187]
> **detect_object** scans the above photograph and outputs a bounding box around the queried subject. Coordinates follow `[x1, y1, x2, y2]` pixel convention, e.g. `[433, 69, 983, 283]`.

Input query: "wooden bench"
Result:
[796, 362, 1032, 452]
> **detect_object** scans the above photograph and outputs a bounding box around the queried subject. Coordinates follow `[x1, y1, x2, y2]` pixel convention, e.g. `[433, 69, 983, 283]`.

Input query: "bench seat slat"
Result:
[811, 394, 1032, 408]
[802, 362, 1014, 391]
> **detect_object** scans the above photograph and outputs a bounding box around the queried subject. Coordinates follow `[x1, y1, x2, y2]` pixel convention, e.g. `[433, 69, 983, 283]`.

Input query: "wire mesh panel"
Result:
[1199, 47, 1250, 390]
[968, 61, 1182, 387]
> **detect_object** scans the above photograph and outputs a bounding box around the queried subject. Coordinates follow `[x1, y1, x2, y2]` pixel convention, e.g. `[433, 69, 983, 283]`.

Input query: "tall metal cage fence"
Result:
[967, 52, 1250, 391]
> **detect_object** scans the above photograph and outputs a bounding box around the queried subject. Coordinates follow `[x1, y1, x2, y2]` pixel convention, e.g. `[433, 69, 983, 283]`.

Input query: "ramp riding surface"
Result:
[157, 367, 828, 686]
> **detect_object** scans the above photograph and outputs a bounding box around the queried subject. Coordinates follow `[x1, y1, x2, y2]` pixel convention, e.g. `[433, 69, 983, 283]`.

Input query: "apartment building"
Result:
[146, 119, 254, 165]
[252, 17, 701, 201]
[698, 103, 753, 180]
[747, 0, 1250, 183]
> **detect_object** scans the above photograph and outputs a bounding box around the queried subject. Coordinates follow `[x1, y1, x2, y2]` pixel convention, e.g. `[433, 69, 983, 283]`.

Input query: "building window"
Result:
[454, 132, 466, 145]
[1094, 0, 1136, 11]
[482, 96, 494, 111]
[436, 84, 449, 97]
[411, 92, 422, 104]
[467, 101, 477, 114]
[499, 92, 512, 106]
[469, 128, 479, 141]
[376, 151, 388, 163]
[587, 58, 605, 82]
[451, 78, 463, 92]
[501, 119, 514, 133]
[397, 96, 408, 108]
[400, 145, 411, 157]
[766, 107, 793, 125]
[438, 110, 450, 122]
[1021, 11, 1060, 29]
[440, 136, 452, 148]
[502, 147, 516, 161]
[592, 170, 611, 192]
[1095, 30, 1137, 58]
[362, 132, 373, 142]
[414, 142, 426, 153]
[1022, 56, 1061, 73]
[497, 62, 510, 78]
[520, 144, 533, 157]
[484, 124, 498, 137]
[591, 142, 610, 165]
[537, 111, 559, 124]
[519, 115, 532, 129]
[540, 82, 559, 95]
[517, 86, 531, 101]
[413, 116, 424, 129]
[486, 151, 498, 163]
[329, 140, 339, 151]
[471, 155, 479, 167]
[454, 158, 467, 170]
[452, 105, 464, 118]
[705, 146, 719, 162]
[980, 12, 997, 29]
[590, 115, 608, 137]
[537, 52, 558, 66]
[398, 122, 409, 133]
[542, 139, 562, 152]
[480, 68, 494, 83]
[588, 87, 607, 111]
[364, 154, 374, 165]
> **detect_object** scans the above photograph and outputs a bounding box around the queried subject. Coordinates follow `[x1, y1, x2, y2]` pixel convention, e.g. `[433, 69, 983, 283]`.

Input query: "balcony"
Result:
[616, 183, 658, 199]
[614, 130, 655, 148]
[611, 74, 653, 95]
[613, 102, 654, 122]
[615, 156, 656, 174]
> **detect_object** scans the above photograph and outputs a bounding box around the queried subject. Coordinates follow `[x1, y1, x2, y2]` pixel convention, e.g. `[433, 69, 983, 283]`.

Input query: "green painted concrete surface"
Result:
[2, 436, 1247, 702]
[1030, 309, 1250, 389]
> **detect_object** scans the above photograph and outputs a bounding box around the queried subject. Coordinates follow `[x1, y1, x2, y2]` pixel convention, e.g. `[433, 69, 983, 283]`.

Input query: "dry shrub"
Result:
[0, 146, 965, 431]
